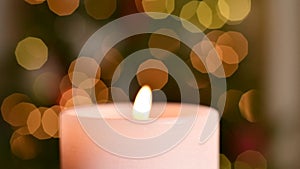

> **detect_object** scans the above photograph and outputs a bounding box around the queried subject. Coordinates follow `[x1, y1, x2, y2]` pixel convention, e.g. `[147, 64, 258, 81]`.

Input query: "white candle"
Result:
[60, 86, 219, 169]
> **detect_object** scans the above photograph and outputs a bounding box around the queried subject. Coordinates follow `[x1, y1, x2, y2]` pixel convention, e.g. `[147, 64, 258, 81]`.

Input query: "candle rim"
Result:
[61, 102, 214, 120]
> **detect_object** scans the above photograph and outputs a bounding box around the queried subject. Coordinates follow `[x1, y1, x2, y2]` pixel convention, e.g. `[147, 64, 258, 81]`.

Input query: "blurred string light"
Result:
[213, 61, 238, 78]
[148, 29, 180, 60]
[84, 0, 117, 20]
[47, 0, 79, 16]
[155, 0, 251, 32]
[217, 31, 248, 62]
[6, 102, 36, 127]
[42, 105, 60, 138]
[10, 127, 30, 146]
[136, 59, 169, 90]
[31, 107, 52, 140]
[239, 89, 260, 123]
[142, 0, 174, 19]
[197, 0, 227, 29]
[196, 1, 213, 29]
[234, 150, 267, 169]
[95, 80, 109, 103]
[216, 45, 239, 64]
[59, 75, 73, 94]
[220, 154, 232, 169]
[59, 88, 92, 108]
[10, 127, 39, 160]
[218, 89, 260, 123]
[2, 94, 61, 137]
[205, 49, 223, 73]
[206, 30, 225, 42]
[217, 0, 251, 24]
[190, 40, 214, 74]
[27, 107, 41, 135]
[180, 1, 206, 32]
[1, 92, 62, 159]
[68, 57, 101, 89]
[24, 0, 45, 5]
[190, 30, 248, 78]
[15, 37, 48, 70]
[1, 93, 31, 124]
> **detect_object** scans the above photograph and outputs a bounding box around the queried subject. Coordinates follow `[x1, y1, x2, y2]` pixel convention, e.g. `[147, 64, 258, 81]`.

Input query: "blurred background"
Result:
[0, 0, 299, 169]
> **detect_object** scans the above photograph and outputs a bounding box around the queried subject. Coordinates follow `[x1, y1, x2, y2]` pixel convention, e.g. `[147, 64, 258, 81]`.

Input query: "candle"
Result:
[60, 86, 219, 169]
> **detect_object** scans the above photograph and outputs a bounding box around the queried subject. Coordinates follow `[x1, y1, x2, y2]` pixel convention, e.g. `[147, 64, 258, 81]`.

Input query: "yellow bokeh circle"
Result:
[15, 37, 48, 70]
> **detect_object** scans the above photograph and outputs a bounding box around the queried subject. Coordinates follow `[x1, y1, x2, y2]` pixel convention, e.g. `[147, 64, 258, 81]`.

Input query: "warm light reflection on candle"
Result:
[132, 85, 152, 120]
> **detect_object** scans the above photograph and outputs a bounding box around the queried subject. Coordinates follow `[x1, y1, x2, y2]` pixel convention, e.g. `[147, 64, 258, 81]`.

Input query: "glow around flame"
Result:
[132, 85, 152, 120]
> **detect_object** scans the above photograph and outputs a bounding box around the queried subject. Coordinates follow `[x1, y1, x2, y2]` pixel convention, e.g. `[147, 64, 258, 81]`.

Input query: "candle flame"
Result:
[132, 85, 152, 120]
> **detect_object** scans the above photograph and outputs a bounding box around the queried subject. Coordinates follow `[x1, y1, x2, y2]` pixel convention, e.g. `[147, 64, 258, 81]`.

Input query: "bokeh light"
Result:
[190, 40, 215, 74]
[212, 61, 239, 78]
[84, 0, 117, 20]
[216, 45, 239, 64]
[136, 59, 168, 90]
[95, 80, 109, 103]
[142, 0, 174, 19]
[51, 105, 61, 138]
[180, 1, 206, 32]
[8, 102, 37, 127]
[59, 75, 73, 94]
[198, 0, 227, 29]
[190, 50, 207, 73]
[68, 57, 101, 89]
[25, 0, 45, 5]
[10, 127, 30, 146]
[59, 88, 92, 108]
[1, 93, 31, 124]
[32, 107, 52, 140]
[15, 37, 48, 70]
[234, 150, 267, 169]
[217, 0, 251, 23]
[206, 49, 223, 73]
[217, 31, 248, 63]
[239, 89, 260, 123]
[220, 154, 231, 169]
[27, 107, 41, 135]
[148, 29, 180, 60]
[42, 106, 59, 137]
[206, 30, 225, 42]
[191, 40, 236, 77]
[190, 31, 248, 78]
[47, 0, 79, 16]
[196, 1, 213, 29]
[10, 129, 39, 160]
